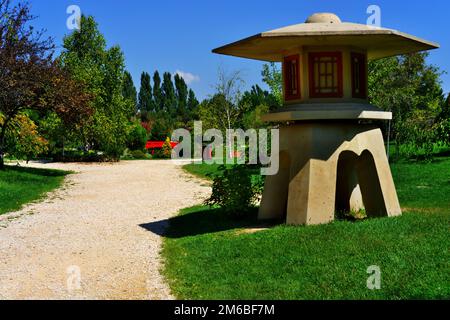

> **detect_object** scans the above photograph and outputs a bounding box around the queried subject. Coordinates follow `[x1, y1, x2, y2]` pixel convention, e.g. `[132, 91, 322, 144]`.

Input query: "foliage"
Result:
[161, 137, 173, 159]
[261, 63, 283, 107]
[368, 53, 445, 159]
[153, 71, 163, 112]
[126, 123, 148, 151]
[4, 114, 48, 162]
[122, 71, 137, 113]
[205, 165, 263, 218]
[240, 84, 279, 113]
[138, 72, 153, 112]
[0, 0, 92, 168]
[241, 104, 269, 129]
[150, 112, 173, 141]
[60, 15, 131, 160]
[130, 149, 148, 159]
[174, 73, 188, 122]
[162, 72, 177, 115]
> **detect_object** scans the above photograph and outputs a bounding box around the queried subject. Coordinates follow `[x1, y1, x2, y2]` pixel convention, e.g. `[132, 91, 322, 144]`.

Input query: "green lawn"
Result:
[0, 166, 70, 215]
[162, 158, 450, 299]
[183, 163, 231, 180]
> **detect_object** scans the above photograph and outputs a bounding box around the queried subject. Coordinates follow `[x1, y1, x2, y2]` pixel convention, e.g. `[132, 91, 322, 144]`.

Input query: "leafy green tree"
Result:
[5, 114, 49, 163]
[60, 15, 130, 159]
[122, 71, 137, 114]
[368, 52, 445, 158]
[150, 112, 173, 141]
[153, 71, 163, 112]
[198, 94, 237, 131]
[138, 72, 153, 112]
[261, 63, 283, 107]
[438, 93, 450, 121]
[126, 123, 148, 151]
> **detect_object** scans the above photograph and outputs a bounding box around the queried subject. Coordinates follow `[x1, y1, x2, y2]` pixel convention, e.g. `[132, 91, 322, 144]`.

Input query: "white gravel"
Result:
[0, 160, 210, 300]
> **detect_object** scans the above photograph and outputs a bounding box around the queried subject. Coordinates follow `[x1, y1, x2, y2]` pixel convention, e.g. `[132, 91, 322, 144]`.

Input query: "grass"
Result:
[183, 163, 231, 180]
[163, 158, 450, 299]
[0, 165, 70, 215]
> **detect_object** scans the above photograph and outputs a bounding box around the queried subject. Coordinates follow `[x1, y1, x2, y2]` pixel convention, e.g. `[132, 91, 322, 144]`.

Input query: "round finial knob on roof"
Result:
[305, 13, 342, 24]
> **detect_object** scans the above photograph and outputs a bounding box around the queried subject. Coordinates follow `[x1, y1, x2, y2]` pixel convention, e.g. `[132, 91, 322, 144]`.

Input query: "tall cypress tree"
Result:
[162, 72, 176, 115]
[187, 89, 199, 120]
[122, 71, 137, 113]
[138, 72, 153, 112]
[174, 73, 188, 121]
[153, 71, 163, 112]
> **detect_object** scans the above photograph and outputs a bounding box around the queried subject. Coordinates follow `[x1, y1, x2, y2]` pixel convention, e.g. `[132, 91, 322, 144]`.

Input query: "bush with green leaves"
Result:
[205, 165, 263, 218]
[437, 119, 450, 146]
[130, 149, 147, 159]
[127, 123, 148, 151]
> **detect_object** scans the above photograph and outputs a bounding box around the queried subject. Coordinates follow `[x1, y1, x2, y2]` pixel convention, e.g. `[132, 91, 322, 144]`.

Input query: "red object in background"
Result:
[145, 141, 178, 150]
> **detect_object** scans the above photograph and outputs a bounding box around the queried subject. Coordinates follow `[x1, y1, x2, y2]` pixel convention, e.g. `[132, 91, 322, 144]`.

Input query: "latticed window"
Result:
[308, 52, 343, 98]
[284, 55, 301, 100]
[351, 52, 367, 99]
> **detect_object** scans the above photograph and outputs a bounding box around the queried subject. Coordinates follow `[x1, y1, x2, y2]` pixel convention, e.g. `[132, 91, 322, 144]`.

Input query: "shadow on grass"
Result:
[4, 165, 70, 177]
[140, 207, 281, 239]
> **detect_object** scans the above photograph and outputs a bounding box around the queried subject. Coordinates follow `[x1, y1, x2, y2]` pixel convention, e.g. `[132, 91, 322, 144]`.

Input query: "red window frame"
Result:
[283, 54, 301, 101]
[351, 52, 367, 99]
[308, 52, 343, 98]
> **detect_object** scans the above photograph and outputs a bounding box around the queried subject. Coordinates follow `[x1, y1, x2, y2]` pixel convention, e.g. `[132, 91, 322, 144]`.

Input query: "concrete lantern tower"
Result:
[213, 13, 439, 225]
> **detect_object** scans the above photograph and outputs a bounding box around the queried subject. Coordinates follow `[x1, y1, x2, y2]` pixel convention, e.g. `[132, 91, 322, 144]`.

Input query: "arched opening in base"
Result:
[335, 150, 387, 219]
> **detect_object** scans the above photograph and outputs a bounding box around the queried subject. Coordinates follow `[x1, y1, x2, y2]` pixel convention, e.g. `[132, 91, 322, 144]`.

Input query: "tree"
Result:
[174, 73, 188, 122]
[4, 114, 49, 163]
[162, 72, 177, 115]
[122, 71, 137, 114]
[213, 67, 246, 132]
[0, 0, 91, 168]
[138, 72, 153, 112]
[368, 52, 445, 158]
[60, 15, 130, 159]
[187, 89, 200, 120]
[261, 63, 283, 107]
[153, 71, 163, 112]
[126, 123, 147, 151]
[161, 137, 173, 159]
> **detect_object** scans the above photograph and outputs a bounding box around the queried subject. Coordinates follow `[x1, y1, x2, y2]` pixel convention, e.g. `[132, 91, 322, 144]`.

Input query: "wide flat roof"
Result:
[213, 14, 439, 61]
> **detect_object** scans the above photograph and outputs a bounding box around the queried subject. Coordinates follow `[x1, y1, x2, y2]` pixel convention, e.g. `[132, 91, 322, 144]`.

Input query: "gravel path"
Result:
[0, 160, 210, 300]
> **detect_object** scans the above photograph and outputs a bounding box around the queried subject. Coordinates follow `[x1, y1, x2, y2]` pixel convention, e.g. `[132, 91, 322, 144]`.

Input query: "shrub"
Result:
[205, 165, 263, 219]
[130, 149, 147, 159]
[5, 114, 49, 162]
[161, 137, 173, 159]
[437, 119, 450, 146]
[127, 124, 148, 151]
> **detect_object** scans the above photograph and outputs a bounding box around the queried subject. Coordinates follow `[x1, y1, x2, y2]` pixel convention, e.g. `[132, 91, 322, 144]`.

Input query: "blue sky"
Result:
[29, 0, 449, 100]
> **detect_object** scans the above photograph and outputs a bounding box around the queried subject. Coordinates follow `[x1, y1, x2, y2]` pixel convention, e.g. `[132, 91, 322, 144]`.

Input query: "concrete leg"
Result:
[258, 151, 290, 220]
[287, 158, 337, 225]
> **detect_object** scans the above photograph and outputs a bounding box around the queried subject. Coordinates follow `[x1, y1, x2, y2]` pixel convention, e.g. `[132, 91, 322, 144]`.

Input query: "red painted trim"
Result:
[308, 52, 343, 99]
[351, 52, 367, 99]
[283, 54, 301, 101]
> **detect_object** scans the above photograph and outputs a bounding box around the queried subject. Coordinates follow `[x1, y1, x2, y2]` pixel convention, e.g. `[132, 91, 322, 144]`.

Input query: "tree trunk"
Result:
[0, 122, 9, 170]
[0, 149, 4, 170]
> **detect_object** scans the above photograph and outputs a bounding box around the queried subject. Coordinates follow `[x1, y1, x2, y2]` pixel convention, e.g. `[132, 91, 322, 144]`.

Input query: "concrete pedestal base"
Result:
[259, 122, 402, 225]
